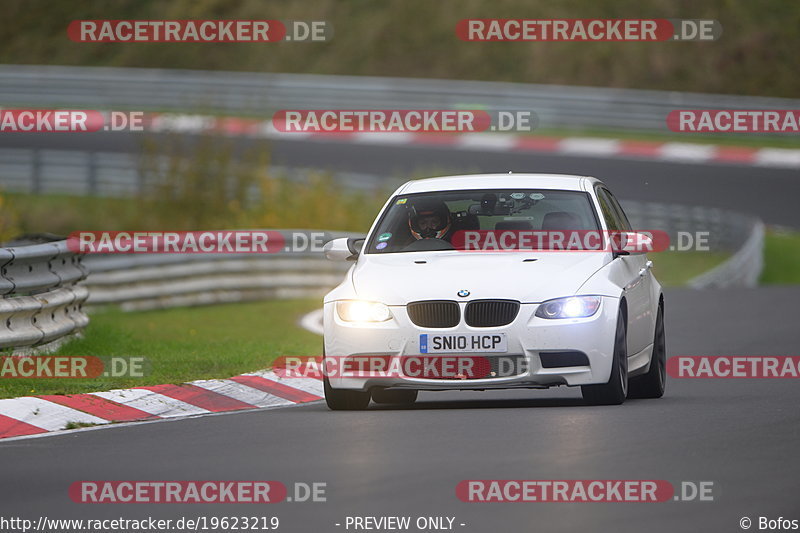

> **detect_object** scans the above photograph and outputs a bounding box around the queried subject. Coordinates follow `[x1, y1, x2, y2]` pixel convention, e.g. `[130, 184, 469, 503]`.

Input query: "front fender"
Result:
[577, 257, 626, 299]
[323, 264, 358, 304]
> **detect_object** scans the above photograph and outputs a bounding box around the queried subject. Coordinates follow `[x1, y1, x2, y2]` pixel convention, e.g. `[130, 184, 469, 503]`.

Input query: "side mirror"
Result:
[324, 237, 364, 261]
[613, 232, 653, 257]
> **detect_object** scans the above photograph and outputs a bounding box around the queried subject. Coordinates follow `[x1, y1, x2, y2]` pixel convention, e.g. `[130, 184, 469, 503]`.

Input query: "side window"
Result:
[595, 187, 622, 231]
[602, 188, 633, 232]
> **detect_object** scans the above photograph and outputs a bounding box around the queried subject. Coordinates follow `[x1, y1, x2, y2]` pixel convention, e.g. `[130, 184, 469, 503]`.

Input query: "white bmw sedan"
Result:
[322, 174, 665, 409]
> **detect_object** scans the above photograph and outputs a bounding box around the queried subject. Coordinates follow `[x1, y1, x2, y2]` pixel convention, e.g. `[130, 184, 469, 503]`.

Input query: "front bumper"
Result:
[323, 297, 619, 391]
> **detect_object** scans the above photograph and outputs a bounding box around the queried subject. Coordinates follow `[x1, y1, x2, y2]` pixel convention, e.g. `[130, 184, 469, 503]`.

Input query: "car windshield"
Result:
[365, 189, 600, 254]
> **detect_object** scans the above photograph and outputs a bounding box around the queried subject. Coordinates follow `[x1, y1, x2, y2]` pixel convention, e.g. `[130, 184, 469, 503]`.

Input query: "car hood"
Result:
[351, 251, 609, 305]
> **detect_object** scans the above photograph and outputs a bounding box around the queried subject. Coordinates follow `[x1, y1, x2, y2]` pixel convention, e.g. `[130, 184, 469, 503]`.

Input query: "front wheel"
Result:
[324, 374, 371, 410]
[629, 304, 666, 399]
[582, 307, 628, 405]
[322, 339, 371, 410]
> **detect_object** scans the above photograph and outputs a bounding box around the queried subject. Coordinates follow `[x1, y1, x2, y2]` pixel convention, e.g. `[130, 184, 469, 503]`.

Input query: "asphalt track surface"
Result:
[3, 132, 800, 227]
[1, 287, 799, 532]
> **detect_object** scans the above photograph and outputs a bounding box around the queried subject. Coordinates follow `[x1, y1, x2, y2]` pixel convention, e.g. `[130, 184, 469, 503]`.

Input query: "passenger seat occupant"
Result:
[408, 201, 452, 240]
[541, 211, 582, 231]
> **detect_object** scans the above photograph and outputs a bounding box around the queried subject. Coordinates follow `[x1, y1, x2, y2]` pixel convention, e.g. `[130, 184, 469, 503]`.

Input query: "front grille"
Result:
[407, 300, 460, 328]
[465, 299, 520, 327]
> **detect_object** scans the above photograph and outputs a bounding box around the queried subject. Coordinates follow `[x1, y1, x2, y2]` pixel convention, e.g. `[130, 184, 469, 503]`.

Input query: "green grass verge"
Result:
[0, 299, 322, 399]
[654, 229, 800, 286]
[649, 250, 730, 286]
[761, 230, 800, 284]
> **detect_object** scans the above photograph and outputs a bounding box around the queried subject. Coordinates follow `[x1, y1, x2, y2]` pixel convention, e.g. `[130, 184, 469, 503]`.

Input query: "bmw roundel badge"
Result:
[457, 289, 470, 298]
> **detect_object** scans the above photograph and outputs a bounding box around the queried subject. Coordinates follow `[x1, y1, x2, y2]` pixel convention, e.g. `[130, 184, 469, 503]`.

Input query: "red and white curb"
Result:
[0, 369, 323, 441]
[299, 308, 324, 336]
[149, 113, 800, 169]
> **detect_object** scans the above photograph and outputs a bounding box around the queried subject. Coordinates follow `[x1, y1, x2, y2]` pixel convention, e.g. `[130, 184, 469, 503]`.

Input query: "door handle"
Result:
[639, 261, 653, 277]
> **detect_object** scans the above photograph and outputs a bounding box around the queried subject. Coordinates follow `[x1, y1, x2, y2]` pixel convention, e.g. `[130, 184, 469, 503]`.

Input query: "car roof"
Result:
[394, 173, 603, 195]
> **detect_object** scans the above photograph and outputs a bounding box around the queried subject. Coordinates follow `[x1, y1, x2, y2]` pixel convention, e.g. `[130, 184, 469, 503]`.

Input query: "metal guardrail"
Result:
[2, 64, 799, 132]
[624, 201, 756, 253]
[0, 241, 89, 353]
[623, 201, 764, 288]
[81, 231, 359, 311]
[688, 221, 765, 289]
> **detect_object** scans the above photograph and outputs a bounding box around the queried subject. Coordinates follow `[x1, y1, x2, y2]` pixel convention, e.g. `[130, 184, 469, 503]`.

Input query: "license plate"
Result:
[419, 333, 507, 354]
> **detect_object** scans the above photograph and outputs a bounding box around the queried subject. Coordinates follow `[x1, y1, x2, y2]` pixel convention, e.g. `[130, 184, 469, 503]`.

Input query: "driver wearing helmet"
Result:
[408, 201, 452, 240]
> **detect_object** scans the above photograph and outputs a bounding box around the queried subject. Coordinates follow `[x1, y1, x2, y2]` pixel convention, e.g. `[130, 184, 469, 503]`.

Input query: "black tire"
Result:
[582, 307, 628, 405]
[324, 374, 371, 410]
[371, 388, 418, 405]
[629, 304, 666, 399]
[321, 339, 370, 410]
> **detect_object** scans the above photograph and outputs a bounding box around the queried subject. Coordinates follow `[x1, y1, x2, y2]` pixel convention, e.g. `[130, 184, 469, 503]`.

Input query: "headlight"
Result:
[336, 300, 392, 322]
[535, 296, 601, 319]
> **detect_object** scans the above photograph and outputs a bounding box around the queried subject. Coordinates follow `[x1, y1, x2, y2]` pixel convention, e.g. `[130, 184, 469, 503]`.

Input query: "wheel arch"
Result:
[619, 295, 628, 324]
